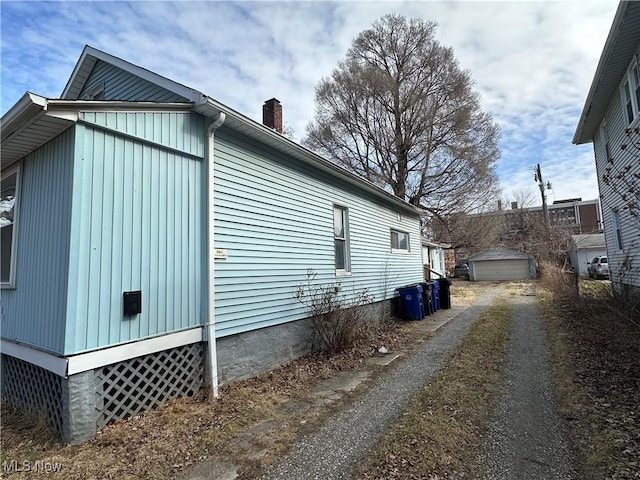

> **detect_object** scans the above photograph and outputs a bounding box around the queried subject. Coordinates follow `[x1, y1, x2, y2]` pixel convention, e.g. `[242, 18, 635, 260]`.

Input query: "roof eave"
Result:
[62, 45, 205, 104]
[197, 97, 423, 216]
[1, 97, 195, 170]
[573, 1, 640, 144]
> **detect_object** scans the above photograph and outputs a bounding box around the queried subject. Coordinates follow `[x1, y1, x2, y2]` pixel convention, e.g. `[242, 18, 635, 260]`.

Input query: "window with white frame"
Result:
[612, 210, 623, 251]
[633, 62, 640, 115]
[390, 229, 410, 252]
[333, 205, 350, 272]
[621, 58, 640, 125]
[1, 166, 20, 287]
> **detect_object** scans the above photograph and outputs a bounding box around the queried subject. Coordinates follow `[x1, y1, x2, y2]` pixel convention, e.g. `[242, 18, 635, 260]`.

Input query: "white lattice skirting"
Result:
[1, 355, 64, 434]
[1, 342, 204, 441]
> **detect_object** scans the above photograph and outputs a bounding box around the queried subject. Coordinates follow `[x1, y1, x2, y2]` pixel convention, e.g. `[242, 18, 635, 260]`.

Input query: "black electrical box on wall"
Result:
[123, 291, 142, 316]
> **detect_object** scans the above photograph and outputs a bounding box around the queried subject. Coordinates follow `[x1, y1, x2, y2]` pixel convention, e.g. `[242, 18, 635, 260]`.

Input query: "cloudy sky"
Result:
[1, 0, 618, 207]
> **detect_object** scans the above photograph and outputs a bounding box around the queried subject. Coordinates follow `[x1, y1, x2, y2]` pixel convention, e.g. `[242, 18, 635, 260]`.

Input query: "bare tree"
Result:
[428, 210, 501, 253]
[602, 127, 640, 293]
[603, 127, 640, 221]
[304, 14, 501, 217]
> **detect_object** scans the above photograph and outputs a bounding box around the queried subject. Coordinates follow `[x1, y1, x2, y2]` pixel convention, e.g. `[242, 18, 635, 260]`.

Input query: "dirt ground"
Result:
[0, 280, 485, 480]
[4, 278, 636, 479]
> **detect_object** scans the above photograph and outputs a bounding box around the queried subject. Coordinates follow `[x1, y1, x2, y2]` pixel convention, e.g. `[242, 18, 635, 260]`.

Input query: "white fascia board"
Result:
[573, 2, 639, 144]
[1, 92, 47, 135]
[66, 328, 203, 376]
[199, 98, 423, 217]
[63, 45, 206, 104]
[1, 340, 68, 377]
[2, 328, 203, 377]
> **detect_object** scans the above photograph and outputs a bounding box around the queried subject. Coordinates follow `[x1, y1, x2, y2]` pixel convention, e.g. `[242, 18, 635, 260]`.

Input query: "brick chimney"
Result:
[262, 98, 282, 133]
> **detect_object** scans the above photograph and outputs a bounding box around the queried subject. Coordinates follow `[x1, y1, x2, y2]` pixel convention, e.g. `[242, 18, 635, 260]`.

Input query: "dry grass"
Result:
[0, 281, 491, 479]
[354, 296, 513, 479]
[540, 266, 640, 480]
[448, 279, 477, 305]
[0, 315, 424, 479]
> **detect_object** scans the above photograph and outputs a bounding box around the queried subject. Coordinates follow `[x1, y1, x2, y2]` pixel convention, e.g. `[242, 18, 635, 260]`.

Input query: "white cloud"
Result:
[1, 0, 617, 205]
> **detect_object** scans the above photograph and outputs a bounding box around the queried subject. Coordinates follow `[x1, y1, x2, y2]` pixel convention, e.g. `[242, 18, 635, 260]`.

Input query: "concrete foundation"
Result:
[61, 371, 97, 443]
[2, 298, 394, 442]
[215, 298, 392, 383]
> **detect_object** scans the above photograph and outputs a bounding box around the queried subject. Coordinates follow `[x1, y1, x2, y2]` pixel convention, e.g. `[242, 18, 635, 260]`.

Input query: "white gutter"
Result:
[205, 112, 226, 397]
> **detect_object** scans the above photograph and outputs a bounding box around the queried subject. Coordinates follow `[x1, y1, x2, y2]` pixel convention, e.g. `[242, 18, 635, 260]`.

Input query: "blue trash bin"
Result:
[397, 285, 425, 320]
[430, 280, 440, 312]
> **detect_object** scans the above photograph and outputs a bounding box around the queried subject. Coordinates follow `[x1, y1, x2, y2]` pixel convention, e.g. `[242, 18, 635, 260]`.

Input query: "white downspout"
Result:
[206, 111, 226, 398]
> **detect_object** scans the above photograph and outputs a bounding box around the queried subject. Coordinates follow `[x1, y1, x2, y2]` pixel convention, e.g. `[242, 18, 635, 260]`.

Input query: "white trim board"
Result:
[1, 341, 67, 377]
[1, 327, 203, 377]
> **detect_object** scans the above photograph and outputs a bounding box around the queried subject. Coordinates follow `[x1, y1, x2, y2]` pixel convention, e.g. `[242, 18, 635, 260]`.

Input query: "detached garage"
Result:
[468, 247, 535, 281]
[569, 234, 605, 277]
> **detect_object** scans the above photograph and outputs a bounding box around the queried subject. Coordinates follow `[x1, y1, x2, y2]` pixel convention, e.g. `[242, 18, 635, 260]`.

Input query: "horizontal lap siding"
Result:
[595, 73, 640, 288]
[79, 60, 188, 102]
[213, 131, 423, 337]
[0, 129, 74, 354]
[65, 113, 205, 354]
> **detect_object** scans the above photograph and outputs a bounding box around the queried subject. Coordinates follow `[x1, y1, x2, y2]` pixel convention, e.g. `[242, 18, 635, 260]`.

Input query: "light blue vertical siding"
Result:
[79, 112, 205, 158]
[213, 129, 423, 337]
[64, 112, 206, 354]
[79, 60, 189, 102]
[0, 128, 75, 354]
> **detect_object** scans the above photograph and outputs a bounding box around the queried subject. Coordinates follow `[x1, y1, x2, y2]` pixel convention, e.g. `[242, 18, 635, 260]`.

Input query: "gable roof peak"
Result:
[61, 45, 206, 104]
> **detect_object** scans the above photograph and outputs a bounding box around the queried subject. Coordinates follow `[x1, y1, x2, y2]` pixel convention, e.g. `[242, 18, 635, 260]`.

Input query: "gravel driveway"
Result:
[260, 284, 507, 480]
[475, 292, 577, 479]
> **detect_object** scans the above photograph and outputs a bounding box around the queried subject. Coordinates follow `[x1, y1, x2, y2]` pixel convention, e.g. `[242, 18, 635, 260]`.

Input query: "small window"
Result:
[390, 229, 410, 252]
[84, 83, 105, 100]
[620, 59, 640, 125]
[333, 205, 350, 272]
[612, 210, 623, 251]
[1, 166, 20, 287]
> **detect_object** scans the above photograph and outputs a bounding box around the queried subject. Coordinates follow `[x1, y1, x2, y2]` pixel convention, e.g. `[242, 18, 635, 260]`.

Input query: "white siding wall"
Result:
[593, 46, 640, 290]
[213, 130, 423, 337]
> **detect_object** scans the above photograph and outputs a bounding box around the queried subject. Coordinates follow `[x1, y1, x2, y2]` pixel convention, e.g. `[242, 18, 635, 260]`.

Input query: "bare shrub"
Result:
[295, 269, 375, 353]
[539, 261, 583, 309]
[541, 261, 640, 327]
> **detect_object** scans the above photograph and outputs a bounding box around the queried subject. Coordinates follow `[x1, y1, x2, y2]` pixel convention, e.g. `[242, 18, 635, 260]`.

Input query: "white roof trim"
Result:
[574, 1, 640, 144]
[1, 95, 195, 170]
[13, 45, 423, 216]
[61, 45, 206, 104]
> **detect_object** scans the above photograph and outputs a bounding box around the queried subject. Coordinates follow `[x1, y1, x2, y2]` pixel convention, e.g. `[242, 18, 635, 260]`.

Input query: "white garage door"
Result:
[473, 259, 530, 281]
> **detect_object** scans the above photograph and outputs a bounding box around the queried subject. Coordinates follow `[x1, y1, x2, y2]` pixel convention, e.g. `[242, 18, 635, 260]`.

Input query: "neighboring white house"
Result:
[421, 239, 448, 279]
[573, 1, 640, 296]
[468, 247, 536, 282]
[570, 234, 606, 277]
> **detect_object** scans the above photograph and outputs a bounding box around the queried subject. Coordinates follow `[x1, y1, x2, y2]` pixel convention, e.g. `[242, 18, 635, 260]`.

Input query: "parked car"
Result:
[588, 256, 609, 279]
[453, 263, 469, 279]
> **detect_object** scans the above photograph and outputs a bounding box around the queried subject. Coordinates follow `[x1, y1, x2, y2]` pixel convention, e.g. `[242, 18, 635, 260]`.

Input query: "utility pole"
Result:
[534, 163, 550, 231]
